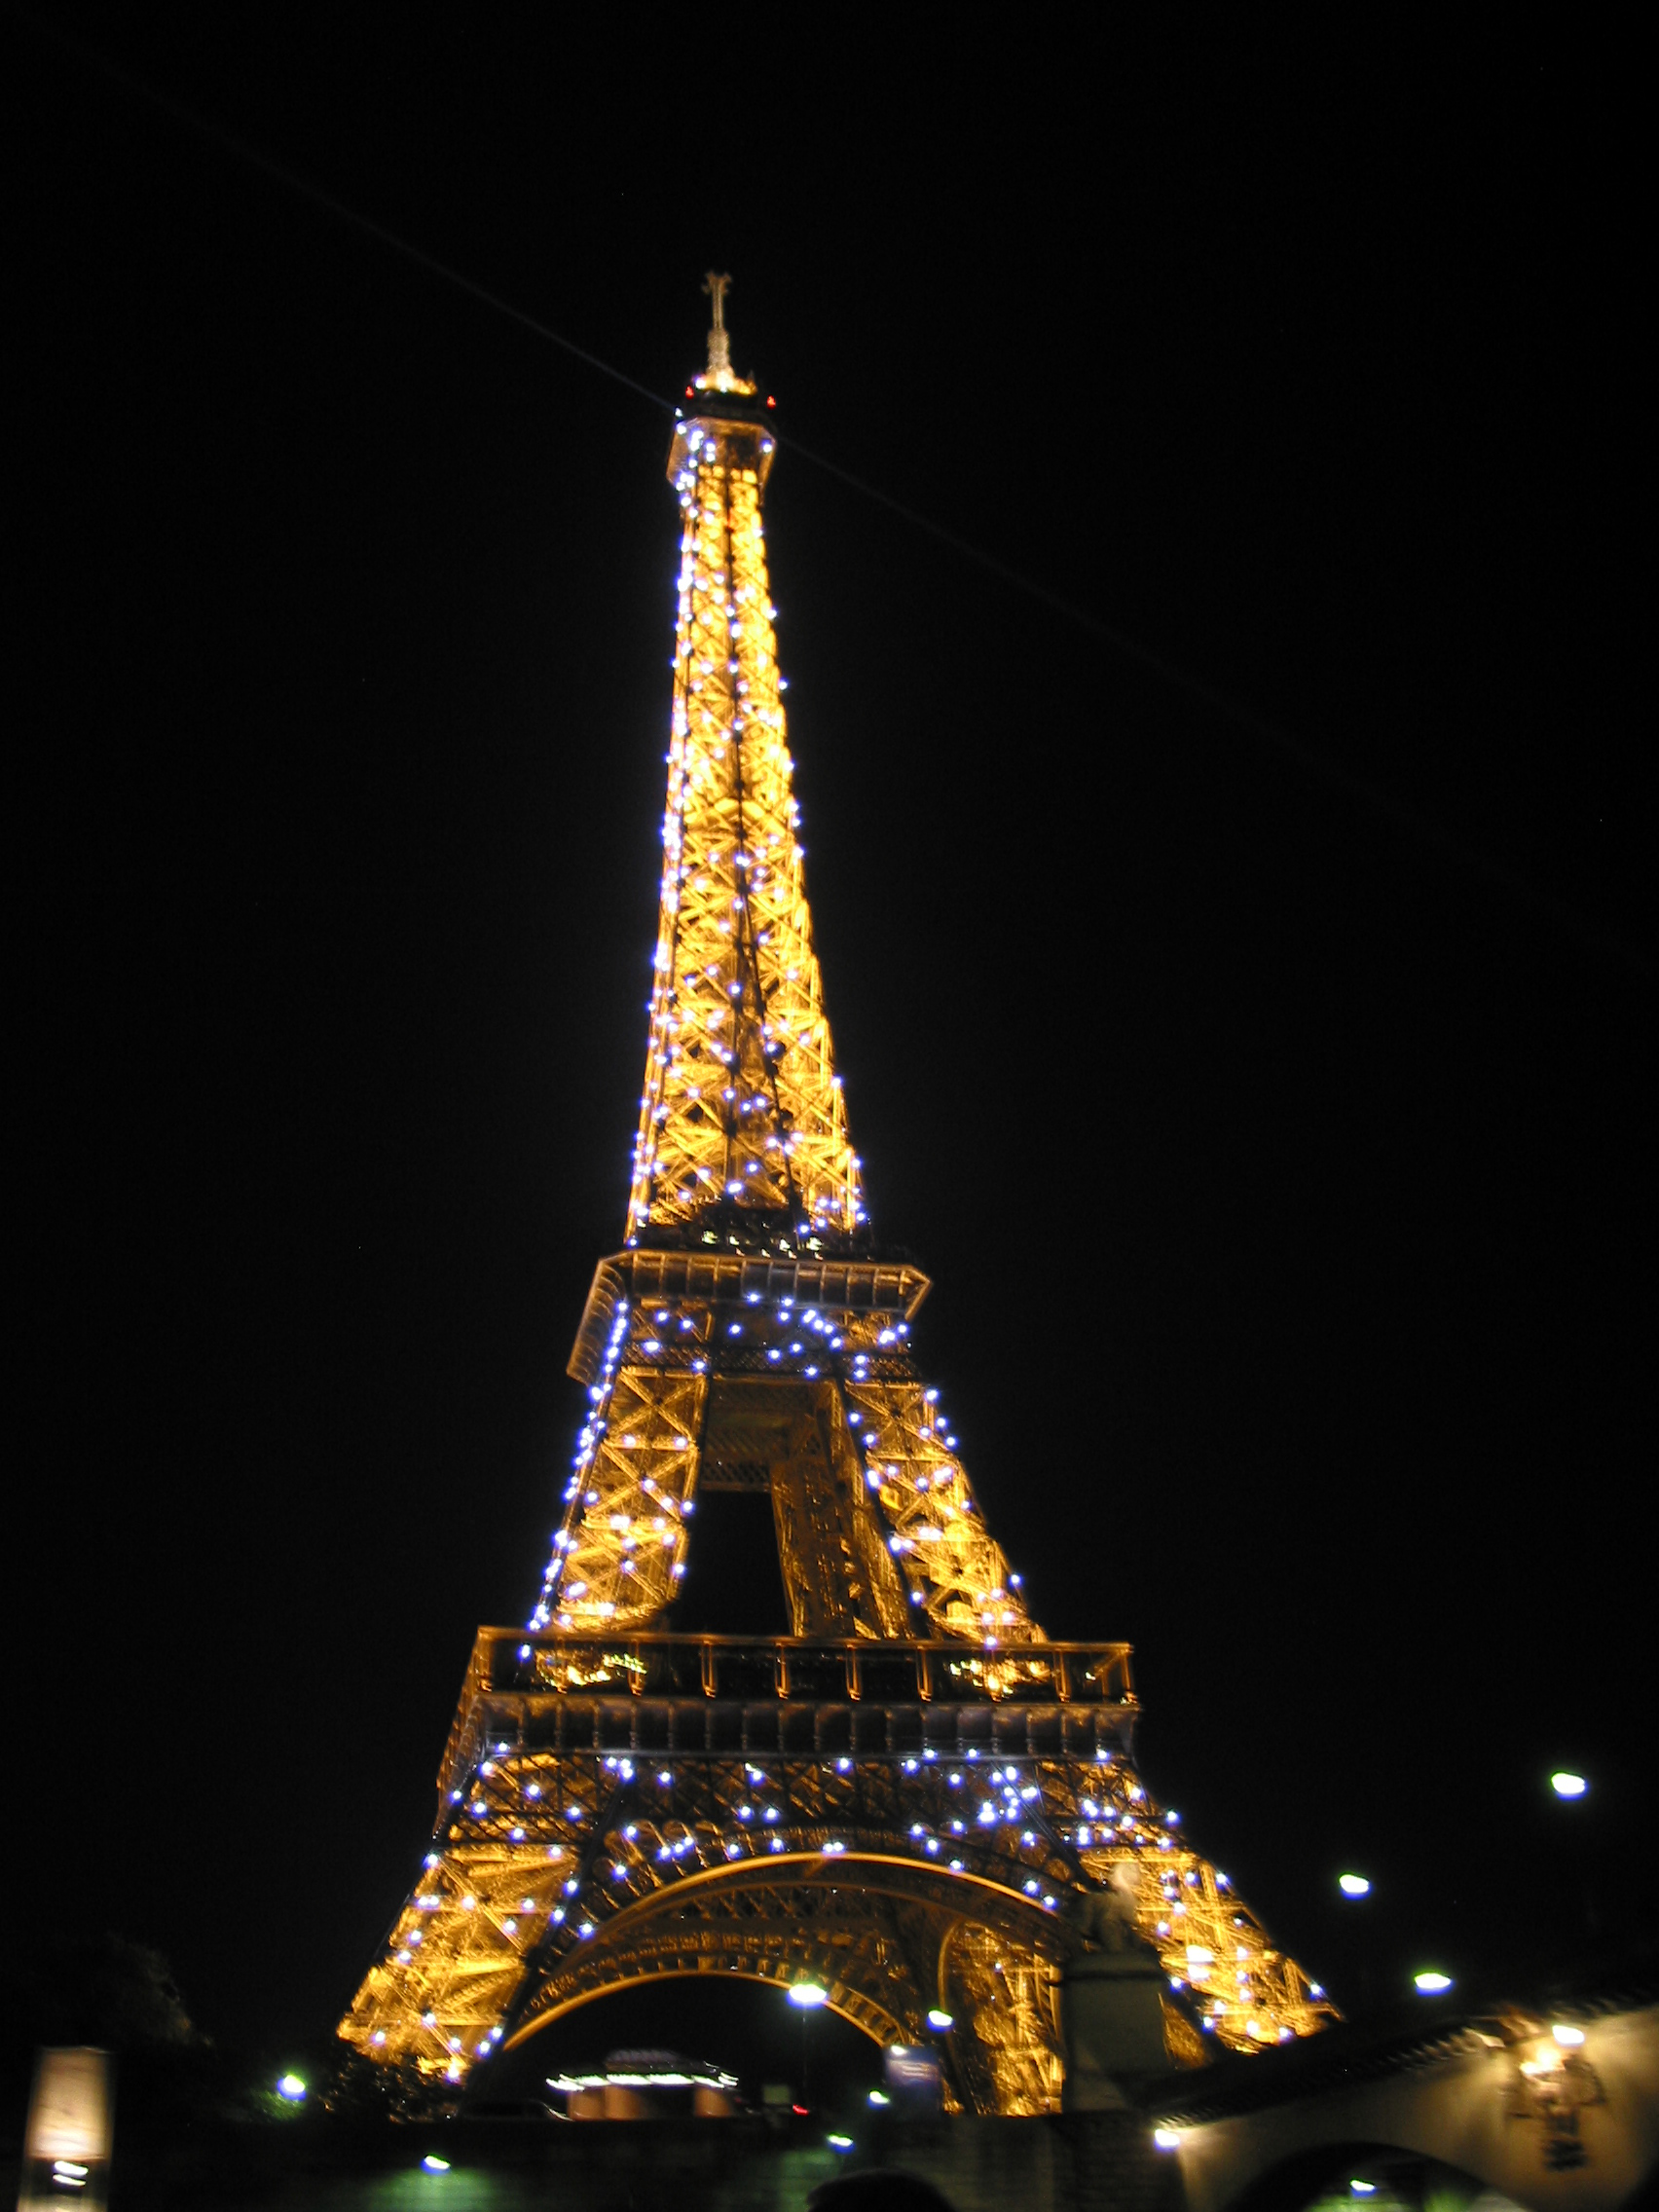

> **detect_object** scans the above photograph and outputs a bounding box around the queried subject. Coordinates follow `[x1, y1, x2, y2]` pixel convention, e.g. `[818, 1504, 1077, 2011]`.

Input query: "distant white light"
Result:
[1154, 2127, 1181, 2151]
[1350, 2185, 1377, 2197]
[1553, 2023, 1586, 2047]
[789, 1982, 829, 2009]
[1551, 1771, 1588, 1799]
[1338, 1873, 1372, 1898]
[276, 2074, 306, 2102]
[1414, 1971, 1454, 1994]
[868, 2089, 890, 2106]
[828, 2133, 854, 2151]
[926, 2009, 953, 2031]
[423, 2154, 452, 2171]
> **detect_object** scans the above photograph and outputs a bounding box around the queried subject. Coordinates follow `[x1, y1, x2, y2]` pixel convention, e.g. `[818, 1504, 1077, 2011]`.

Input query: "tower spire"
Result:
[702, 269, 731, 380]
[696, 269, 752, 395]
[633, 299, 855, 1249]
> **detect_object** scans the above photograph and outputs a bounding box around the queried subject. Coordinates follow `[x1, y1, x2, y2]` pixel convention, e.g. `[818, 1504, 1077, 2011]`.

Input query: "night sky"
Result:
[9, 16, 1652, 2101]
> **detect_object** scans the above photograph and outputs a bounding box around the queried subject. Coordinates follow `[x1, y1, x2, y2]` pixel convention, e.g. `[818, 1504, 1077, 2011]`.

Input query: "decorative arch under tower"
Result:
[338, 283, 1337, 2114]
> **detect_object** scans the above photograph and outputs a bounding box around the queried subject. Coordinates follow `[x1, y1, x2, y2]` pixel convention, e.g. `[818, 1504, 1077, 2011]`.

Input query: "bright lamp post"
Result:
[788, 1982, 829, 2106]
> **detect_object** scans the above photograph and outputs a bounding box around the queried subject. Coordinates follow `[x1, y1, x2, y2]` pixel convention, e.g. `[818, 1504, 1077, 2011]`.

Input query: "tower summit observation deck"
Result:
[339, 280, 1336, 2114]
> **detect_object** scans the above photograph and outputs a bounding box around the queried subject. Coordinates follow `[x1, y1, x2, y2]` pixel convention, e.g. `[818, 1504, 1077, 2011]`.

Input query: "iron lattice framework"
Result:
[339, 285, 1337, 2113]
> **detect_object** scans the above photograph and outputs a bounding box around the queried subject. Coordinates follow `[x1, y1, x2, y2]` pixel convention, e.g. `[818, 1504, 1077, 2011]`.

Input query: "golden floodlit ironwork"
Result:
[339, 282, 1338, 2112]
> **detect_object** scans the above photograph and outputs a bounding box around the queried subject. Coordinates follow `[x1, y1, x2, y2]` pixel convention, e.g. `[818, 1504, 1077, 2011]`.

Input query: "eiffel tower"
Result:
[338, 278, 1337, 2115]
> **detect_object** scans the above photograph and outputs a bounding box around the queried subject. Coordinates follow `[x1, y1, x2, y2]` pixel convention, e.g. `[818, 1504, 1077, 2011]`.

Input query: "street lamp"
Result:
[926, 2009, 953, 2031]
[1414, 1971, 1453, 1995]
[1338, 1874, 1371, 1898]
[788, 1981, 829, 2106]
[1551, 1772, 1588, 1799]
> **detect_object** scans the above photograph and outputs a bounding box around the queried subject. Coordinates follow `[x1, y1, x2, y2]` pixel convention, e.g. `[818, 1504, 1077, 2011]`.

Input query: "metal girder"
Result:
[507, 1854, 1075, 2118]
[629, 405, 859, 1246]
[339, 1728, 1338, 2104]
[532, 1291, 1042, 1641]
[341, 300, 1340, 2116]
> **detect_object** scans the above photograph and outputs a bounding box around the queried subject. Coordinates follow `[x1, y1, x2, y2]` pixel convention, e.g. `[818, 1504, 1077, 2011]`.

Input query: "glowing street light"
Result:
[1350, 2184, 1377, 2197]
[1414, 1971, 1454, 1995]
[789, 1980, 830, 2108]
[422, 2156, 451, 2172]
[276, 2074, 306, 2102]
[1550, 1772, 1588, 1799]
[867, 2089, 891, 2106]
[1153, 2127, 1181, 2152]
[926, 2009, 954, 2031]
[1552, 2024, 1585, 2047]
[1337, 1873, 1371, 1898]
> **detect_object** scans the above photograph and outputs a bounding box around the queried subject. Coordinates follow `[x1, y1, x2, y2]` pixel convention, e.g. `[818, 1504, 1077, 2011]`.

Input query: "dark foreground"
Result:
[0, 2110, 1179, 2212]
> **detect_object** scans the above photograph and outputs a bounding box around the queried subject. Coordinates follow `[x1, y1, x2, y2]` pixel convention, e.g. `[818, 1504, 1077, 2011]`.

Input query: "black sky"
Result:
[7, 13, 1653, 2087]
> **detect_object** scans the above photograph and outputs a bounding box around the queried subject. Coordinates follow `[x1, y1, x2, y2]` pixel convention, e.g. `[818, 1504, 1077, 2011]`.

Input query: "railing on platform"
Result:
[473, 1631, 1133, 1706]
[436, 1635, 1137, 1808]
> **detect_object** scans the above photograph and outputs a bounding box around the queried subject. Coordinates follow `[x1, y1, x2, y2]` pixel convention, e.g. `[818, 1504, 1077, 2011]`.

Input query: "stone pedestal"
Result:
[1059, 1951, 1170, 2111]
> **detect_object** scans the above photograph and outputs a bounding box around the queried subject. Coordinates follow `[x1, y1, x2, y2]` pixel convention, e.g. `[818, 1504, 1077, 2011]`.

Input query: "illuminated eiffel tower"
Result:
[339, 278, 1337, 2115]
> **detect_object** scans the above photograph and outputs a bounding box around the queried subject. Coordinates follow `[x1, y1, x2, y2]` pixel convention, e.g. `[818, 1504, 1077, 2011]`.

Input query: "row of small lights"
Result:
[437, 1748, 1096, 1892]
[1161, 1782, 1595, 2176]
[1331, 1770, 1591, 1999]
